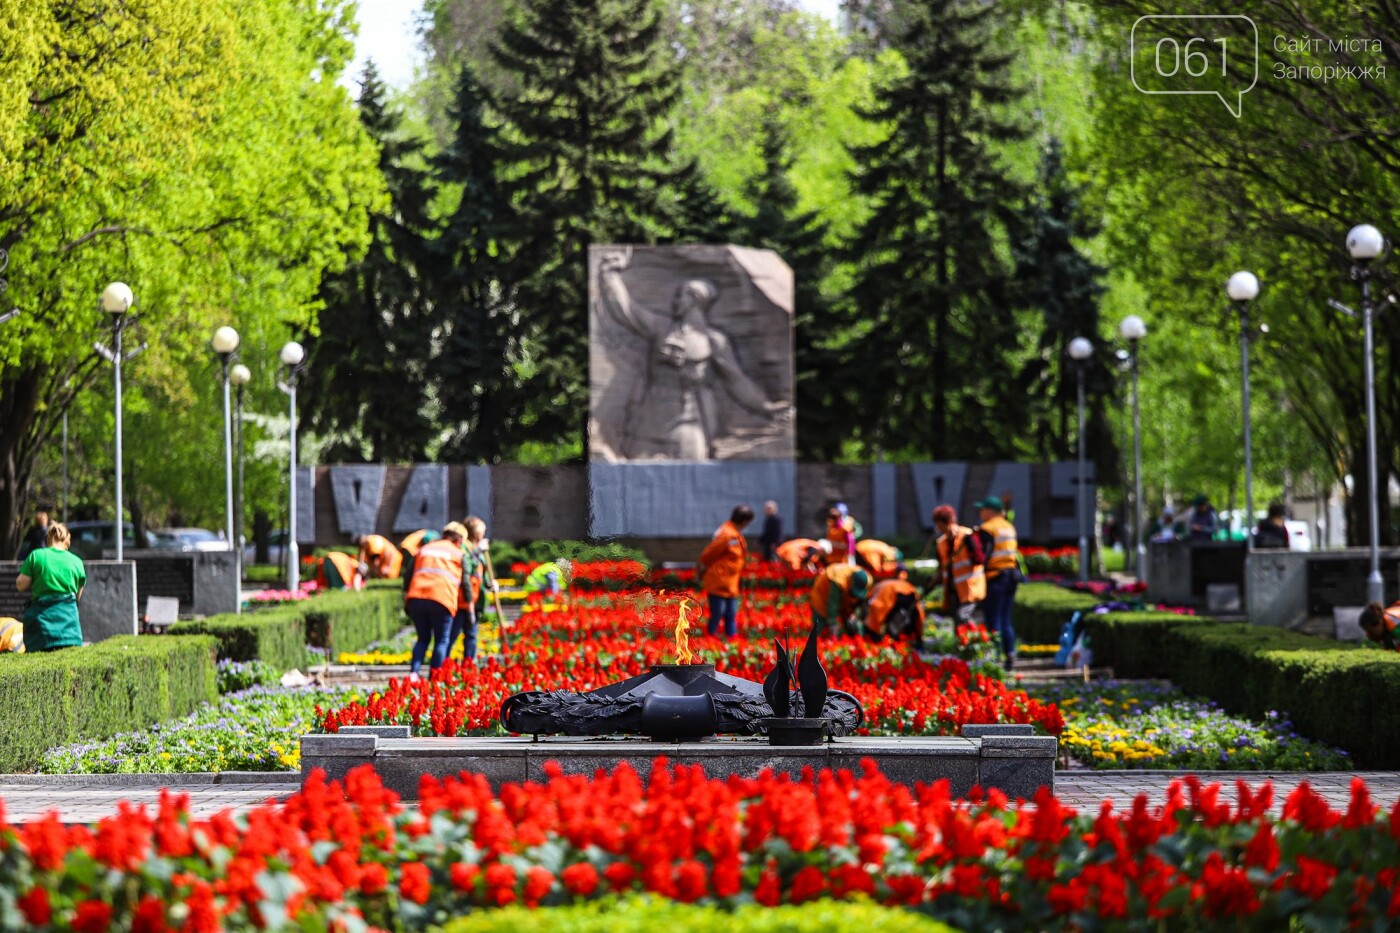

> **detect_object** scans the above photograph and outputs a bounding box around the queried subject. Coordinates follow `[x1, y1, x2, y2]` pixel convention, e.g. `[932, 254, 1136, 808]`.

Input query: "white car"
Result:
[158, 527, 231, 552]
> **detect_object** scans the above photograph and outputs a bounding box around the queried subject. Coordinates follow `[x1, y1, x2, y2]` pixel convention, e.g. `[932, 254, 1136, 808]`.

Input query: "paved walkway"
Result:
[3, 772, 1397, 824]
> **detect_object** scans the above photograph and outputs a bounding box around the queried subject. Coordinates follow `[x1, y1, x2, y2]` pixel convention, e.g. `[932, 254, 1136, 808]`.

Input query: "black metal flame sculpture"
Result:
[501, 620, 861, 741]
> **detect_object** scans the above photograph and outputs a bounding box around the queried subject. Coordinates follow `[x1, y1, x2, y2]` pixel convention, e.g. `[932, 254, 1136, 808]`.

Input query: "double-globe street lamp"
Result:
[1119, 315, 1147, 580]
[1226, 271, 1261, 546]
[1329, 224, 1391, 604]
[211, 326, 241, 611]
[278, 341, 307, 592]
[1068, 336, 1094, 583]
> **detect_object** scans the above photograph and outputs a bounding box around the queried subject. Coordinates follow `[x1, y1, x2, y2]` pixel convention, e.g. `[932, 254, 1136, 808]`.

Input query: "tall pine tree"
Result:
[1013, 137, 1116, 475]
[307, 62, 437, 462]
[489, 0, 691, 454]
[735, 118, 838, 459]
[429, 63, 521, 463]
[844, 0, 1028, 460]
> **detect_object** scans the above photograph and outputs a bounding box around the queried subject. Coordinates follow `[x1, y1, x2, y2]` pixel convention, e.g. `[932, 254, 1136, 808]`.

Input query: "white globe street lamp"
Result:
[278, 341, 308, 591]
[212, 326, 241, 607]
[1344, 224, 1389, 603]
[98, 282, 135, 560]
[1119, 315, 1147, 582]
[229, 362, 251, 591]
[1227, 272, 1260, 545]
[1068, 337, 1093, 582]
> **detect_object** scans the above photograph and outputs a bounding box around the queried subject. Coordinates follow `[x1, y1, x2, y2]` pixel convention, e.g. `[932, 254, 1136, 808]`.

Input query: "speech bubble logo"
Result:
[1130, 15, 1258, 118]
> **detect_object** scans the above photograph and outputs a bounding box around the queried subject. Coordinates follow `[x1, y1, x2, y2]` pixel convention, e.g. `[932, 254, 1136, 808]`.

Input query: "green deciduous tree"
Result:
[0, 0, 382, 556]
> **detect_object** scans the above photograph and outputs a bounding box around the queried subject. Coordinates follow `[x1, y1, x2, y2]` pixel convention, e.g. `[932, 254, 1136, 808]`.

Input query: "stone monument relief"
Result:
[589, 245, 795, 461]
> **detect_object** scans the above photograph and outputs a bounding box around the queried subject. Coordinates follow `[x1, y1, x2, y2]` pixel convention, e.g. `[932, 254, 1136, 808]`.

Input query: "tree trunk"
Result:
[0, 368, 44, 559]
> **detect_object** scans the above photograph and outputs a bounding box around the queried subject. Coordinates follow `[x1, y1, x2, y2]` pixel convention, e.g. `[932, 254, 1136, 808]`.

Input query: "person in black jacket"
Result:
[758, 500, 782, 562]
[18, 505, 51, 560]
[1253, 503, 1291, 549]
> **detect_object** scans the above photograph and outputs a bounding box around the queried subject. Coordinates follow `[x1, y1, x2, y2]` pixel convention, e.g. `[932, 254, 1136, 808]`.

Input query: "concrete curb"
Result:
[0, 771, 297, 786]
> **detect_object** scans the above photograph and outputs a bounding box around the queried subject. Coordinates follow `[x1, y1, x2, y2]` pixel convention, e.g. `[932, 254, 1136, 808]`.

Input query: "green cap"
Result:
[850, 570, 870, 599]
[1192, 494, 1209, 506]
[975, 496, 1004, 512]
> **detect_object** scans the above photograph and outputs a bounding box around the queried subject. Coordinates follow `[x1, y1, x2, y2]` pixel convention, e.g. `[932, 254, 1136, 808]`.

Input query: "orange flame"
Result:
[674, 597, 694, 664]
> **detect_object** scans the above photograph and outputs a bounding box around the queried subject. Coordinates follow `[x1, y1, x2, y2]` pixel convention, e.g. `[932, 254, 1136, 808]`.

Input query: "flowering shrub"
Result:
[3, 760, 1398, 931]
[215, 659, 278, 695]
[38, 686, 357, 774]
[1031, 680, 1351, 771]
[1021, 546, 1079, 575]
[246, 587, 312, 607]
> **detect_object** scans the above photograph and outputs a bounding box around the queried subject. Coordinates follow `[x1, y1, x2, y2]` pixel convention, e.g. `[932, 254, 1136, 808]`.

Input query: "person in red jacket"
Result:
[698, 505, 754, 638]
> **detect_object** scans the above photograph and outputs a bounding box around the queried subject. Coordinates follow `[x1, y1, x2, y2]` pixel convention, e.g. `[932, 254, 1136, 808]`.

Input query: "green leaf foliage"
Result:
[0, 0, 383, 554]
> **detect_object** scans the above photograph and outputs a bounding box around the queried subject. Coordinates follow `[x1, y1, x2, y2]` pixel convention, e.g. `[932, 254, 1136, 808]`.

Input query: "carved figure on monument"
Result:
[590, 245, 795, 461]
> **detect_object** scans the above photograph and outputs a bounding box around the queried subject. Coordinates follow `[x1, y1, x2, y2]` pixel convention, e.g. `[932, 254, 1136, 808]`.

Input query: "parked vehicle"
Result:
[244, 529, 288, 566]
[65, 521, 158, 560]
[157, 527, 230, 552]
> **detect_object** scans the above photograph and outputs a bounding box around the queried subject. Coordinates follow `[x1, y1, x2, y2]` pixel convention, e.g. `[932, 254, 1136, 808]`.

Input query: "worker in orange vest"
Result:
[823, 507, 855, 566]
[933, 505, 986, 623]
[450, 516, 496, 661]
[776, 538, 827, 572]
[809, 563, 870, 635]
[855, 538, 903, 578]
[866, 574, 925, 647]
[316, 551, 364, 590]
[1358, 602, 1400, 651]
[356, 533, 404, 580]
[698, 505, 754, 638]
[974, 496, 1021, 668]
[404, 522, 469, 680]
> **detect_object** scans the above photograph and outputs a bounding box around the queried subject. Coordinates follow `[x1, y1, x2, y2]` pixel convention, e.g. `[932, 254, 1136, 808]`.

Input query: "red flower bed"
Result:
[317, 601, 1063, 737]
[4, 761, 1398, 930]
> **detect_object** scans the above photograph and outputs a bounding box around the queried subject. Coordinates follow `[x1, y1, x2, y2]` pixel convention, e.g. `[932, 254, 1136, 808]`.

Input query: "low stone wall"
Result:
[120, 551, 239, 618]
[300, 724, 1056, 800]
[0, 560, 136, 642]
[1247, 548, 1400, 632]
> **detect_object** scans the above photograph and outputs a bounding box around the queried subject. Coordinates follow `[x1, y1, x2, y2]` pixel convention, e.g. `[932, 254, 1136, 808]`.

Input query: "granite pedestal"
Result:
[301, 724, 1056, 801]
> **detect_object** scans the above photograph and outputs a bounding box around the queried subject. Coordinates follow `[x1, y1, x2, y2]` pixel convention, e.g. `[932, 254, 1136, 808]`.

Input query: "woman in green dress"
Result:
[15, 522, 85, 651]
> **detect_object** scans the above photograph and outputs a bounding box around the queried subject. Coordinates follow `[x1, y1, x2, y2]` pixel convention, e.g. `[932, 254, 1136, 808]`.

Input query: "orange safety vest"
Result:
[856, 539, 900, 574]
[360, 534, 404, 579]
[405, 540, 465, 613]
[318, 551, 363, 590]
[867, 578, 923, 636]
[979, 515, 1019, 578]
[937, 525, 986, 605]
[809, 563, 863, 621]
[824, 522, 851, 565]
[699, 521, 748, 598]
[776, 538, 822, 571]
[399, 529, 429, 557]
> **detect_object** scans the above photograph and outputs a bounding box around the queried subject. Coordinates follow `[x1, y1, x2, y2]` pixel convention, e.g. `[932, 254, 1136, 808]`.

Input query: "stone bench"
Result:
[300, 723, 1057, 800]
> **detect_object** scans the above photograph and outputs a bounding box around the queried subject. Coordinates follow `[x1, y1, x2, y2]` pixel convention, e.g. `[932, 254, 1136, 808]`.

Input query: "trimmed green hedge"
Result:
[1013, 583, 1098, 644]
[172, 607, 306, 672]
[0, 635, 217, 772]
[1015, 583, 1400, 767]
[444, 898, 957, 933]
[1075, 611, 1214, 678]
[1166, 624, 1400, 769]
[301, 586, 403, 655]
[171, 587, 404, 671]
